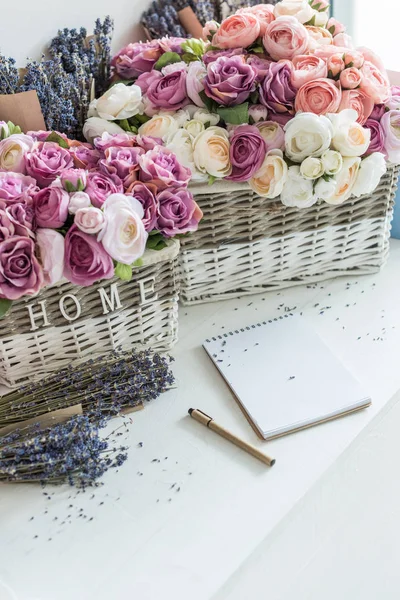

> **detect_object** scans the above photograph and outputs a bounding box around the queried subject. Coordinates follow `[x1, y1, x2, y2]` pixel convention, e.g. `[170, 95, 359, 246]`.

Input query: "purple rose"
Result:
[226, 125, 267, 182]
[94, 132, 137, 152]
[33, 186, 70, 228]
[203, 48, 244, 66]
[159, 37, 186, 53]
[246, 55, 272, 82]
[27, 130, 68, 142]
[0, 209, 15, 243]
[157, 188, 203, 237]
[111, 41, 162, 79]
[63, 225, 114, 287]
[59, 168, 88, 192]
[128, 182, 158, 232]
[0, 172, 39, 207]
[85, 171, 124, 209]
[0, 236, 43, 300]
[25, 142, 74, 187]
[144, 65, 189, 111]
[365, 118, 385, 154]
[370, 104, 385, 121]
[6, 204, 36, 237]
[136, 135, 163, 151]
[260, 62, 297, 119]
[139, 146, 191, 191]
[99, 146, 144, 186]
[70, 144, 101, 170]
[204, 56, 257, 107]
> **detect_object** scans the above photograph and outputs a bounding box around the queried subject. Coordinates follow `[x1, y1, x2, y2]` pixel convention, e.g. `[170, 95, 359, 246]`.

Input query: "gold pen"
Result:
[188, 408, 276, 467]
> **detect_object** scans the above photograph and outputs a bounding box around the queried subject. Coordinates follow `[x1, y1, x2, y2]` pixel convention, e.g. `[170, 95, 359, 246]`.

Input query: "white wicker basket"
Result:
[0, 240, 180, 387]
[179, 165, 400, 304]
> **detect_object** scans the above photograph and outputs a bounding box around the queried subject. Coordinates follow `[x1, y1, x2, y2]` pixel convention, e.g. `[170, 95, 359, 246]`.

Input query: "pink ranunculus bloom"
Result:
[340, 67, 363, 90]
[326, 17, 346, 37]
[365, 118, 385, 155]
[186, 61, 207, 107]
[203, 55, 257, 107]
[295, 78, 342, 115]
[63, 224, 114, 287]
[381, 110, 400, 164]
[357, 46, 387, 73]
[156, 187, 203, 237]
[360, 61, 391, 104]
[246, 55, 272, 83]
[35, 228, 65, 286]
[58, 168, 88, 192]
[0, 208, 15, 243]
[0, 172, 39, 206]
[263, 16, 309, 62]
[74, 207, 106, 235]
[339, 89, 374, 125]
[343, 50, 364, 69]
[0, 236, 44, 300]
[85, 171, 124, 209]
[6, 203, 36, 238]
[202, 48, 244, 66]
[25, 142, 74, 187]
[69, 144, 101, 169]
[145, 65, 189, 112]
[213, 13, 260, 49]
[327, 54, 346, 78]
[0, 134, 35, 174]
[94, 132, 137, 153]
[226, 125, 267, 182]
[203, 20, 220, 41]
[126, 181, 158, 233]
[33, 186, 70, 229]
[333, 33, 354, 49]
[237, 4, 275, 36]
[291, 55, 328, 89]
[139, 146, 192, 191]
[305, 26, 333, 51]
[99, 146, 144, 183]
[111, 41, 162, 79]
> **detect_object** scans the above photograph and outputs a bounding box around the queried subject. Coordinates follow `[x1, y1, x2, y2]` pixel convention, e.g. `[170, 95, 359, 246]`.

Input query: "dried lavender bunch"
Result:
[142, 0, 190, 38]
[0, 53, 19, 95]
[0, 349, 175, 428]
[0, 415, 128, 487]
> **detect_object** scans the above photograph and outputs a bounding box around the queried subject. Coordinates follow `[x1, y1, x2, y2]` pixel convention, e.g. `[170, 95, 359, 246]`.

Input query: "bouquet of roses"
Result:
[0, 122, 202, 317]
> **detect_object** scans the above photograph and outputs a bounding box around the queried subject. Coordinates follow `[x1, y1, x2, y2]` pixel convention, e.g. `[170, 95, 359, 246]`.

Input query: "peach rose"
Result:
[327, 54, 345, 78]
[360, 61, 390, 104]
[213, 14, 260, 49]
[291, 55, 328, 89]
[263, 16, 309, 61]
[340, 67, 362, 90]
[343, 50, 364, 69]
[333, 33, 354, 49]
[324, 157, 361, 205]
[339, 89, 374, 125]
[295, 78, 342, 115]
[306, 26, 333, 51]
[237, 4, 275, 36]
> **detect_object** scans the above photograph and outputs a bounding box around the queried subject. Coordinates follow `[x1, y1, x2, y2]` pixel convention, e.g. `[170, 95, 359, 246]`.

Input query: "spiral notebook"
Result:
[203, 314, 371, 440]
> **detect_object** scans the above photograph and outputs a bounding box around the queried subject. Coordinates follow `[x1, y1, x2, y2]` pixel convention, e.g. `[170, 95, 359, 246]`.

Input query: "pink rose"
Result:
[25, 142, 73, 187]
[291, 55, 328, 89]
[94, 132, 136, 152]
[85, 171, 124, 209]
[99, 146, 144, 186]
[203, 48, 244, 66]
[59, 168, 88, 192]
[213, 14, 261, 50]
[139, 146, 191, 191]
[6, 204, 36, 238]
[340, 67, 363, 90]
[333, 33, 354, 49]
[126, 181, 158, 232]
[144, 66, 189, 112]
[0, 236, 44, 300]
[0, 209, 15, 243]
[344, 50, 364, 69]
[339, 89, 374, 125]
[33, 186, 70, 228]
[263, 16, 309, 61]
[360, 61, 391, 104]
[64, 225, 114, 287]
[0, 173, 38, 207]
[327, 54, 345, 78]
[295, 78, 342, 115]
[237, 4, 275, 35]
[327, 17, 345, 37]
[111, 41, 162, 79]
[36, 228, 65, 286]
[136, 135, 163, 152]
[203, 20, 219, 40]
[156, 187, 203, 237]
[74, 207, 106, 235]
[70, 144, 100, 169]
[246, 55, 272, 82]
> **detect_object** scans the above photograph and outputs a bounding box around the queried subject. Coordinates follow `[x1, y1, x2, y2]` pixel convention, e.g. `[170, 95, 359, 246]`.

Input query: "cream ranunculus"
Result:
[184, 119, 205, 137]
[274, 0, 314, 23]
[193, 108, 220, 126]
[284, 112, 333, 163]
[328, 109, 371, 157]
[324, 157, 361, 204]
[96, 83, 144, 121]
[166, 129, 208, 182]
[352, 152, 386, 197]
[249, 150, 288, 198]
[0, 133, 34, 173]
[300, 156, 324, 180]
[321, 149, 343, 175]
[281, 166, 316, 208]
[315, 177, 337, 201]
[193, 126, 232, 178]
[173, 108, 192, 127]
[138, 113, 179, 141]
[83, 117, 125, 144]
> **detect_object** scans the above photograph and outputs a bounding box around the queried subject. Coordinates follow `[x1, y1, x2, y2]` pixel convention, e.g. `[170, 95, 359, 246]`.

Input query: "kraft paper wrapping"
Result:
[0, 90, 46, 133]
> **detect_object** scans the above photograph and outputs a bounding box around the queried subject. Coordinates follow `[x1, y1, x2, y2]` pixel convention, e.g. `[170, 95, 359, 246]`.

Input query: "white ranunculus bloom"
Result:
[68, 191, 91, 215]
[249, 150, 288, 198]
[321, 149, 343, 175]
[300, 157, 324, 180]
[352, 152, 387, 197]
[166, 129, 208, 182]
[96, 83, 144, 121]
[281, 166, 316, 208]
[328, 109, 371, 157]
[173, 108, 192, 127]
[274, 0, 314, 23]
[315, 177, 337, 201]
[284, 112, 333, 163]
[324, 157, 361, 204]
[138, 114, 179, 142]
[192, 126, 231, 178]
[83, 117, 125, 144]
[184, 119, 205, 137]
[193, 108, 220, 126]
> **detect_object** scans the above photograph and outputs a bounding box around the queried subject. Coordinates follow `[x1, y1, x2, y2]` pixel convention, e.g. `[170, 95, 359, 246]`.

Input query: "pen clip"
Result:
[196, 409, 213, 421]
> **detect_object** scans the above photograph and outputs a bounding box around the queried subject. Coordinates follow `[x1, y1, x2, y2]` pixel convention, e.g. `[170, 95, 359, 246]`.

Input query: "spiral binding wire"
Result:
[205, 313, 294, 343]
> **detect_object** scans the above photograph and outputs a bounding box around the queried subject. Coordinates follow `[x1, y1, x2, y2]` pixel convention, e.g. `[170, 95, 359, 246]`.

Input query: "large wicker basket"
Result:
[0, 240, 180, 387]
[179, 165, 400, 304]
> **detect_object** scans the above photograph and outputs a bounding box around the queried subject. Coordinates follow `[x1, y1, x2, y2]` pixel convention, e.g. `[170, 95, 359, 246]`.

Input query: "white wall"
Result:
[1, 0, 152, 66]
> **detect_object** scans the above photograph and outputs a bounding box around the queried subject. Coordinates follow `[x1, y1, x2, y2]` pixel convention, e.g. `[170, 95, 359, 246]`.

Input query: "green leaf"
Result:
[146, 232, 168, 251]
[305, 14, 316, 26]
[118, 118, 132, 132]
[204, 121, 211, 129]
[0, 126, 8, 140]
[154, 52, 182, 71]
[7, 121, 22, 136]
[346, 61, 354, 68]
[313, 2, 322, 10]
[132, 258, 143, 268]
[133, 113, 151, 125]
[208, 175, 217, 186]
[45, 132, 69, 149]
[64, 180, 76, 193]
[217, 102, 249, 125]
[328, 25, 336, 35]
[114, 262, 133, 281]
[251, 45, 265, 54]
[181, 39, 206, 58]
[199, 90, 218, 113]
[0, 299, 12, 319]
[250, 90, 259, 104]
[182, 53, 200, 65]
[110, 79, 134, 87]
[76, 178, 85, 192]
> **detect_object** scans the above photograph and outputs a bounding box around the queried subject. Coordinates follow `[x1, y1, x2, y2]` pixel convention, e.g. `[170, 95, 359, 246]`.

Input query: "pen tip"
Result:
[188, 408, 194, 415]
[270, 459, 276, 467]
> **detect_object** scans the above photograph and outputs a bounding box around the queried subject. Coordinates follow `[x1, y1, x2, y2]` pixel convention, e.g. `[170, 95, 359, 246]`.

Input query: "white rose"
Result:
[300, 157, 324, 180]
[193, 126, 231, 178]
[352, 152, 387, 197]
[312, 9, 329, 26]
[0, 133, 34, 173]
[36, 229, 65, 286]
[166, 129, 208, 182]
[193, 108, 220, 126]
[98, 194, 148, 265]
[281, 166, 316, 208]
[161, 61, 188, 75]
[83, 117, 125, 144]
[87, 99, 99, 118]
[328, 109, 371, 157]
[324, 157, 361, 205]
[321, 150, 343, 175]
[68, 191, 92, 215]
[96, 83, 144, 121]
[184, 119, 205, 137]
[284, 113, 333, 163]
[274, 0, 314, 23]
[138, 114, 178, 142]
[315, 177, 337, 201]
[249, 150, 288, 198]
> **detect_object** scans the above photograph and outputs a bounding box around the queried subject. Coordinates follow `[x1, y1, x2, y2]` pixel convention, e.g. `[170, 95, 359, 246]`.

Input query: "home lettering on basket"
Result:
[25, 277, 158, 332]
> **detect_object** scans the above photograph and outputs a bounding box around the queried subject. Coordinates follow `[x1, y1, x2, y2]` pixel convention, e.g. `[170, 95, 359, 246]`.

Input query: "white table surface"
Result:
[1, 240, 400, 600]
